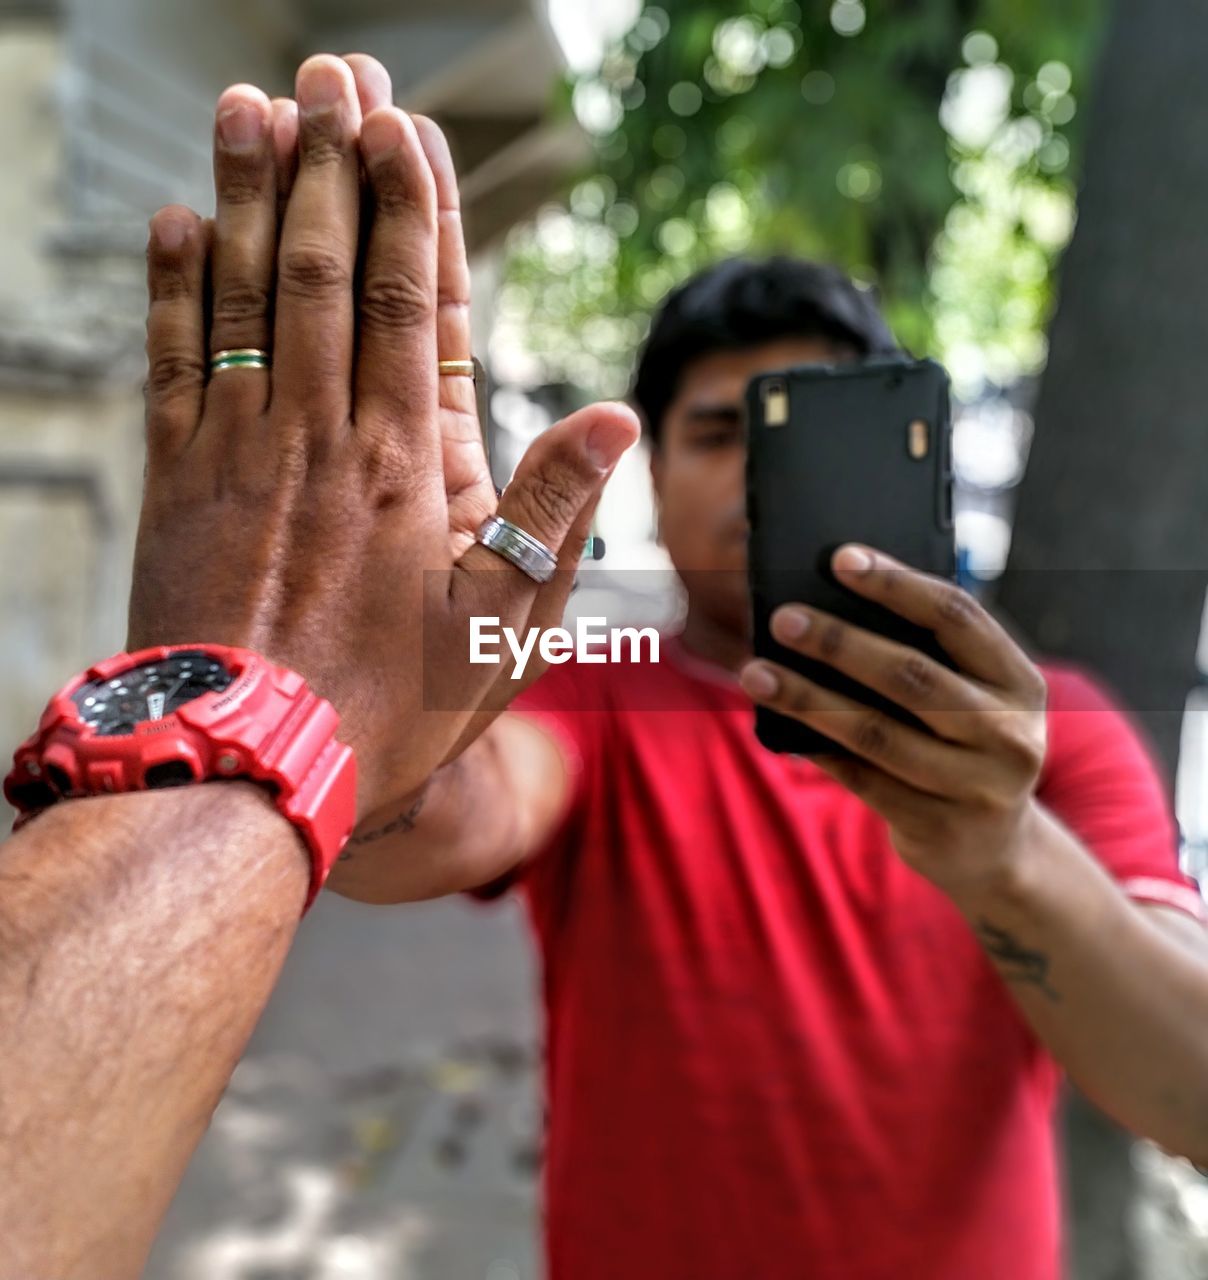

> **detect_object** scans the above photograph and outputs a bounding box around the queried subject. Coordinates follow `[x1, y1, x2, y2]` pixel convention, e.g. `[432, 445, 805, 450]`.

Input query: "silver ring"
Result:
[476, 515, 557, 584]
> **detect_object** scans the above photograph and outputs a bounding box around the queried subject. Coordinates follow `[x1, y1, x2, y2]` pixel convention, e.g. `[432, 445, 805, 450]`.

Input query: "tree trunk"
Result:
[994, 1, 1208, 1274]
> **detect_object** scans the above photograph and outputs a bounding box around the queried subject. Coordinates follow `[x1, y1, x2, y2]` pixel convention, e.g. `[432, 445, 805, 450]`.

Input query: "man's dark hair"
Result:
[631, 256, 898, 447]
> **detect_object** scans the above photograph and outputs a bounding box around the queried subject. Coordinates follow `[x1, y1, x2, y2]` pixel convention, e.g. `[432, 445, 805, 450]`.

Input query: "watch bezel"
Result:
[70, 648, 239, 741]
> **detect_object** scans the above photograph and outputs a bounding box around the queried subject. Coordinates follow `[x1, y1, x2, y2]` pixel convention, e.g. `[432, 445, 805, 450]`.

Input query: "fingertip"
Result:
[296, 52, 358, 117]
[216, 82, 273, 114]
[342, 52, 393, 115]
[360, 108, 437, 217]
[740, 662, 780, 700]
[271, 97, 299, 156]
[833, 544, 874, 575]
[271, 96, 299, 128]
[413, 116, 468, 222]
[360, 105, 402, 161]
[601, 400, 642, 435]
[149, 205, 201, 255]
[585, 409, 639, 472]
[412, 114, 454, 170]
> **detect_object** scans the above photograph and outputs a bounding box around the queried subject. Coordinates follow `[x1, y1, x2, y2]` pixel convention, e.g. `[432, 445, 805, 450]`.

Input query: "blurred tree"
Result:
[997, 0, 1208, 782]
[996, 4, 1208, 1269]
[993, 2, 1208, 1269]
[497, 0, 1105, 397]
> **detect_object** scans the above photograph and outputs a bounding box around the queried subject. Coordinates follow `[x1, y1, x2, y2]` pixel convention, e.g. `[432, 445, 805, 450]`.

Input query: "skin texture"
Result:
[0, 785, 307, 1279]
[0, 52, 637, 1277]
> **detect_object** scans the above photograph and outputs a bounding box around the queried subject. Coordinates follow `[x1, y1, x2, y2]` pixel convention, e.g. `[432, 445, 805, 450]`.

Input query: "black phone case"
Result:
[745, 356, 956, 756]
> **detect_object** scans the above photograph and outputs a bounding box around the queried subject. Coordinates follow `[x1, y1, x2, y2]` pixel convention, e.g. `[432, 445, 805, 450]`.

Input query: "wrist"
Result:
[1, 782, 309, 937]
[5, 644, 356, 914]
[944, 799, 1053, 924]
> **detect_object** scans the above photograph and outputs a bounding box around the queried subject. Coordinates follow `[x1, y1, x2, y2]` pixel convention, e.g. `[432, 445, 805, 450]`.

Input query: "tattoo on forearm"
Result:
[340, 786, 429, 858]
[976, 918, 1061, 1003]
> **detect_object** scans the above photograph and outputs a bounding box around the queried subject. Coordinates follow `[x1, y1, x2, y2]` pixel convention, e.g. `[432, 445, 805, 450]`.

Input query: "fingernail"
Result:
[152, 214, 187, 252]
[775, 608, 811, 640]
[834, 545, 873, 574]
[361, 111, 399, 163]
[298, 59, 345, 113]
[218, 103, 264, 152]
[585, 411, 637, 471]
[741, 663, 780, 699]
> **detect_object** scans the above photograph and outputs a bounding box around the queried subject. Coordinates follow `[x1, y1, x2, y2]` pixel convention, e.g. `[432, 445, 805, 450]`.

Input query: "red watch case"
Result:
[3, 645, 356, 912]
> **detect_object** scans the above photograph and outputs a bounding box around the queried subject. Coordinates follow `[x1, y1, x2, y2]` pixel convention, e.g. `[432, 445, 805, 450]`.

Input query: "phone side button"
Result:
[938, 480, 954, 530]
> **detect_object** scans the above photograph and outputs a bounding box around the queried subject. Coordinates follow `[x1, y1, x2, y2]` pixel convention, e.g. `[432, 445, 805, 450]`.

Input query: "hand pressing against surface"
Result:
[130, 52, 639, 820]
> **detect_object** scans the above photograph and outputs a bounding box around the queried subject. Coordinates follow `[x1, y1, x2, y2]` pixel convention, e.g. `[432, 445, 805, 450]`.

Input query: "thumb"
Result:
[453, 400, 638, 614]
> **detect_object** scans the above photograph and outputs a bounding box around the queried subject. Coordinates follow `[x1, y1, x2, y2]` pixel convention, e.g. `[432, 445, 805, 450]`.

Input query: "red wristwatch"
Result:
[3, 644, 356, 913]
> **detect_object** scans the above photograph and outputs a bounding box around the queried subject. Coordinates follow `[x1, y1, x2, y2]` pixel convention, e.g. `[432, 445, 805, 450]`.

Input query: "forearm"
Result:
[0, 783, 307, 1279]
[950, 801, 1208, 1161]
[326, 713, 552, 904]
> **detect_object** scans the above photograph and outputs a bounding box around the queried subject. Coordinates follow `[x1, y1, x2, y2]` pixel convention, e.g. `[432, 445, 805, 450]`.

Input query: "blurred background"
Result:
[2, 0, 1208, 1276]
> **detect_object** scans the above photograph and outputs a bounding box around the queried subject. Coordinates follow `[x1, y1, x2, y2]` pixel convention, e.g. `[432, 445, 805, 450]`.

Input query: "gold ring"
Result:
[438, 359, 476, 378]
[211, 347, 270, 372]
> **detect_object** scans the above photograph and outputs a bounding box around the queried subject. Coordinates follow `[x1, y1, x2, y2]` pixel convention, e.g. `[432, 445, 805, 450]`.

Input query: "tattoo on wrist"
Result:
[976, 917, 1061, 1003]
[341, 785, 429, 857]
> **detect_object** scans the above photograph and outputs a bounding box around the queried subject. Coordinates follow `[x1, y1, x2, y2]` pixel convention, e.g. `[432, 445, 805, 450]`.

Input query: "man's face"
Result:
[650, 336, 856, 639]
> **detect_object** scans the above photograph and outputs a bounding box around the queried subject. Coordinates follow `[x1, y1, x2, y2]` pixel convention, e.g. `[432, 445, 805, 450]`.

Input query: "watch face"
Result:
[72, 650, 235, 737]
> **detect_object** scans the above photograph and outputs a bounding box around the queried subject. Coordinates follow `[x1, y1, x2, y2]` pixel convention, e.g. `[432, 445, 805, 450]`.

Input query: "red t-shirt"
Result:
[494, 637, 1203, 1280]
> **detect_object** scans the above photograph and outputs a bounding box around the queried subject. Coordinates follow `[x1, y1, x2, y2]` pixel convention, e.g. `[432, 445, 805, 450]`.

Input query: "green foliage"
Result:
[497, 0, 1106, 399]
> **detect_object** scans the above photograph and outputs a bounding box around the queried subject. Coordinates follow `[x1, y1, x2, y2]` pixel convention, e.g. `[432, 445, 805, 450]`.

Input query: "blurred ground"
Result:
[141, 887, 1208, 1280]
[143, 891, 543, 1280]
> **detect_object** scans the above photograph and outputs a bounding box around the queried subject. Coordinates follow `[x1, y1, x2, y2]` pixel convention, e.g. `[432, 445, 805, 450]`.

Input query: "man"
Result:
[0, 53, 636, 1278]
[303, 59, 1208, 1280]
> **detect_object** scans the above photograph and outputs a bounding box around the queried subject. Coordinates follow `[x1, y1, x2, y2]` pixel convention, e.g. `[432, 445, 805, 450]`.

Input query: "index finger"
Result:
[831, 544, 1041, 694]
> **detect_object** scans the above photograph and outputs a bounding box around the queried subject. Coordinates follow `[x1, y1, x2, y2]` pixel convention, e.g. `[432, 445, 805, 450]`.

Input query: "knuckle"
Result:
[359, 273, 431, 332]
[372, 178, 425, 220]
[962, 779, 1012, 814]
[891, 654, 939, 701]
[853, 713, 891, 759]
[300, 129, 346, 168]
[146, 351, 207, 399]
[212, 282, 271, 329]
[217, 169, 268, 208]
[995, 716, 1047, 775]
[148, 271, 192, 305]
[818, 620, 845, 660]
[278, 244, 351, 299]
[783, 679, 815, 718]
[936, 583, 980, 628]
[357, 433, 417, 496]
[1023, 668, 1049, 710]
[525, 468, 581, 532]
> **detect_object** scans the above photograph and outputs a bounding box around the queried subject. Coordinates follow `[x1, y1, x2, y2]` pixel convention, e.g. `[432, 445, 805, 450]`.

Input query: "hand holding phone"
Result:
[745, 355, 956, 755]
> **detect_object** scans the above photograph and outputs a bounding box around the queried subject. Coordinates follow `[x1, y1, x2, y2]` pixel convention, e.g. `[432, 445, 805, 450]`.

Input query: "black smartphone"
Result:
[745, 355, 956, 756]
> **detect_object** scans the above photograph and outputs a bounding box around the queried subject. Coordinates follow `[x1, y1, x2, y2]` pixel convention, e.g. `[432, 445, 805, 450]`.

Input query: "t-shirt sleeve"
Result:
[1037, 662, 1206, 924]
[464, 659, 606, 901]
